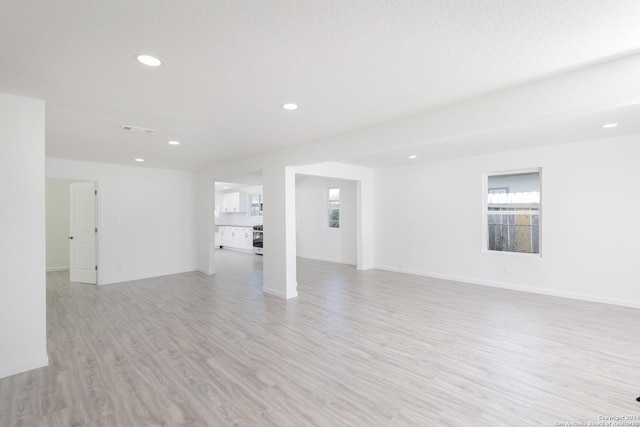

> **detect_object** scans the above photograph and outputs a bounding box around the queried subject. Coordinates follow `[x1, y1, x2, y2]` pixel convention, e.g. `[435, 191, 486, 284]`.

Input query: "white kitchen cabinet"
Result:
[226, 227, 240, 248]
[240, 228, 253, 250]
[220, 226, 252, 251]
[222, 192, 247, 213]
[220, 226, 229, 247]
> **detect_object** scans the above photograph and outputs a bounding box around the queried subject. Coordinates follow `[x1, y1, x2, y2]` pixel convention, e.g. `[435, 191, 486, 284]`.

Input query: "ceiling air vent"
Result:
[121, 124, 156, 134]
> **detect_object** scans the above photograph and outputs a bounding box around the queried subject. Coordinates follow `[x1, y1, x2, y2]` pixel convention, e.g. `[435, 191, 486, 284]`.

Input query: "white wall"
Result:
[46, 158, 198, 285]
[296, 175, 357, 265]
[198, 54, 640, 301]
[0, 93, 48, 378]
[374, 134, 640, 308]
[45, 179, 79, 271]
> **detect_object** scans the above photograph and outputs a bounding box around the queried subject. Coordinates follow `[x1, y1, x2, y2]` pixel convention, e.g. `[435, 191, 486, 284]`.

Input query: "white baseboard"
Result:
[100, 267, 199, 285]
[46, 266, 69, 272]
[219, 247, 253, 253]
[263, 286, 298, 300]
[297, 254, 356, 266]
[0, 354, 49, 379]
[374, 264, 640, 310]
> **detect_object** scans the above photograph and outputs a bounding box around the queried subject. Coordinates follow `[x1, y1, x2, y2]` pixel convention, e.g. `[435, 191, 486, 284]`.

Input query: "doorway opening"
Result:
[213, 180, 264, 277]
[295, 174, 358, 266]
[45, 179, 98, 284]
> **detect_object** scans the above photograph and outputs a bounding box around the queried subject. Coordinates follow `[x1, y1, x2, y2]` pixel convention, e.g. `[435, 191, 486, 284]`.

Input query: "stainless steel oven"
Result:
[252, 225, 263, 255]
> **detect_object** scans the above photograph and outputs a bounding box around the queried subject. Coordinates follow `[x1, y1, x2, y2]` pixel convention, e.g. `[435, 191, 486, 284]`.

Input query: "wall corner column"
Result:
[197, 172, 216, 275]
[262, 164, 297, 299]
[357, 177, 375, 270]
[0, 93, 48, 378]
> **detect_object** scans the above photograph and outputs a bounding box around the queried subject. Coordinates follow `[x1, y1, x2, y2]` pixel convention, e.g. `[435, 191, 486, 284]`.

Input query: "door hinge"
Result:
[95, 227, 98, 233]
[94, 190, 97, 195]
[95, 265, 98, 271]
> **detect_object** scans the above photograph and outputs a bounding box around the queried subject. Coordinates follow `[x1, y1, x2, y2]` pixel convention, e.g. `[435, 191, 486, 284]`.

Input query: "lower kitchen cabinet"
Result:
[219, 226, 253, 252]
[239, 228, 253, 250]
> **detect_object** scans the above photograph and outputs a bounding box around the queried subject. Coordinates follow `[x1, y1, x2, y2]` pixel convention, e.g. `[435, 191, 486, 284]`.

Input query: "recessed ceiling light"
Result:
[224, 186, 229, 189]
[282, 103, 298, 110]
[136, 54, 162, 67]
[168, 140, 180, 145]
[135, 158, 145, 162]
[408, 155, 417, 159]
[602, 123, 618, 128]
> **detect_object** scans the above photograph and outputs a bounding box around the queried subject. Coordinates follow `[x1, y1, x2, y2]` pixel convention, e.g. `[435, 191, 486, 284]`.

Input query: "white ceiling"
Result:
[346, 102, 640, 168]
[2, 1, 640, 170]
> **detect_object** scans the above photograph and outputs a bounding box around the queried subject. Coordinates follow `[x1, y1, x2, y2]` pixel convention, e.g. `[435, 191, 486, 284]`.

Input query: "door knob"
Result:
[68, 236, 73, 239]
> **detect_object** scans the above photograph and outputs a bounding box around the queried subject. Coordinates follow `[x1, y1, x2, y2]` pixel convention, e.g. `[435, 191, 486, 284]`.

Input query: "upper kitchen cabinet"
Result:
[222, 191, 247, 213]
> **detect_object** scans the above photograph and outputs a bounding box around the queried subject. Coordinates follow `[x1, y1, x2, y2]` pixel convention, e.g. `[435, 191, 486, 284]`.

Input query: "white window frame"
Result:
[482, 167, 542, 256]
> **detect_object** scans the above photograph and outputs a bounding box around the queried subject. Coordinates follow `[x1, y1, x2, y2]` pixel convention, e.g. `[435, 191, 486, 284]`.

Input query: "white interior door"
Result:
[69, 181, 97, 284]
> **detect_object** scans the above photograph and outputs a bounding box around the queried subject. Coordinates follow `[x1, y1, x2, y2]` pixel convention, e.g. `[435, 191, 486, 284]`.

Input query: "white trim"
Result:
[46, 266, 69, 272]
[485, 166, 542, 177]
[99, 267, 198, 285]
[482, 249, 540, 257]
[263, 286, 298, 299]
[374, 264, 640, 309]
[218, 246, 253, 253]
[0, 354, 49, 379]
[297, 254, 356, 266]
[94, 181, 100, 285]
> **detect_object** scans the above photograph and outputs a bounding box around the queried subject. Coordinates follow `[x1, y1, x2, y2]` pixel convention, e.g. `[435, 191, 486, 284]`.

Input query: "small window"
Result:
[249, 194, 263, 217]
[328, 188, 340, 228]
[487, 171, 540, 254]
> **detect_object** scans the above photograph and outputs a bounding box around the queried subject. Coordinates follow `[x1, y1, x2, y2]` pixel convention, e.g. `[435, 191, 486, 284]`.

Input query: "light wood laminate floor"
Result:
[2, 249, 640, 426]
